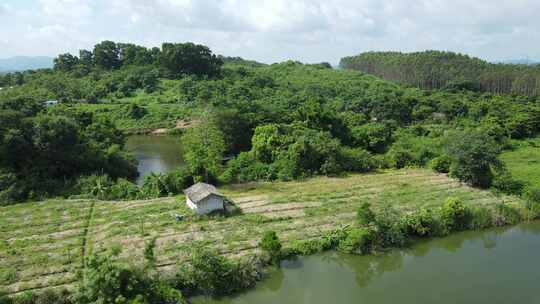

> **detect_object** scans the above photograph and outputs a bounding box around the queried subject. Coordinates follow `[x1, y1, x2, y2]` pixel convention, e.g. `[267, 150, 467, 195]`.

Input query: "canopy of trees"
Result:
[2, 43, 540, 204]
[340, 51, 540, 96]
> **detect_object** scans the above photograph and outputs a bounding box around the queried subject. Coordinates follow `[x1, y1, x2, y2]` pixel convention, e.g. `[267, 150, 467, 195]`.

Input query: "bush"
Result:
[339, 148, 375, 172]
[356, 202, 375, 226]
[1, 289, 74, 304]
[440, 197, 472, 232]
[338, 227, 375, 254]
[76, 175, 114, 200]
[401, 208, 437, 237]
[469, 207, 494, 230]
[446, 130, 502, 188]
[109, 178, 140, 200]
[259, 231, 282, 263]
[373, 206, 407, 247]
[493, 203, 522, 226]
[77, 249, 185, 304]
[524, 186, 540, 204]
[164, 168, 194, 194]
[175, 247, 260, 297]
[491, 171, 524, 195]
[430, 155, 452, 173]
[140, 173, 170, 198]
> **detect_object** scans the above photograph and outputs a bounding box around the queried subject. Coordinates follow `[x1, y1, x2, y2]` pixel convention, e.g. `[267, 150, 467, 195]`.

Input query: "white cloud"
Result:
[0, 0, 539, 63]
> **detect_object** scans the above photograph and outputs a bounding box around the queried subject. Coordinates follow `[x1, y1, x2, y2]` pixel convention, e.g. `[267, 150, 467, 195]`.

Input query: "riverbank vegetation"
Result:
[0, 169, 525, 298]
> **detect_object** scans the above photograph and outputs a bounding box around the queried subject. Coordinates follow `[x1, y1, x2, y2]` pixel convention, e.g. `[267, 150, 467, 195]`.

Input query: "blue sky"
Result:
[1, 0, 539, 64]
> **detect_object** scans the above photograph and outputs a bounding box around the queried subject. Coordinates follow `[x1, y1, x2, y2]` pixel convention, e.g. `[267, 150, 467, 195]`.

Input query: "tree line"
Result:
[340, 51, 540, 96]
[2, 43, 540, 204]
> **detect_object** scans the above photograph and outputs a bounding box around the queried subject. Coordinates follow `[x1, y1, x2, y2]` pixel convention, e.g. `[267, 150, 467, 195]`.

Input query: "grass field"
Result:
[0, 169, 521, 295]
[500, 138, 540, 187]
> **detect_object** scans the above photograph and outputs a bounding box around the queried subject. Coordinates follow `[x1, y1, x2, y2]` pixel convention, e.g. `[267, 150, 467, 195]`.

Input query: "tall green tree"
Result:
[181, 119, 226, 183]
[93, 41, 121, 70]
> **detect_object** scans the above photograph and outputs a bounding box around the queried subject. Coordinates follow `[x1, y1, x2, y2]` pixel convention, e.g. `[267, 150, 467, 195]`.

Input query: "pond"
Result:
[126, 135, 184, 185]
[195, 222, 540, 304]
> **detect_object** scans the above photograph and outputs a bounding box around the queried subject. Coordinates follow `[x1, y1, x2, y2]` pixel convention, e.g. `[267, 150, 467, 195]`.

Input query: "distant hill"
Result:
[500, 59, 538, 66]
[340, 51, 540, 96]
[0, 56, 54, 72]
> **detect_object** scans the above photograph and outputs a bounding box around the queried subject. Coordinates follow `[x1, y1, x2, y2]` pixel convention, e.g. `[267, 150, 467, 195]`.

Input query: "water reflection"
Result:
[125, 135, 184, 184]
[195, 222, 540, 304]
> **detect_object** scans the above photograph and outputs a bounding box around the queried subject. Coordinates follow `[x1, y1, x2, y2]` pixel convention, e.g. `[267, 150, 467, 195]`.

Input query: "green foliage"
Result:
[340, 50, 540, 96]
[440, 197, 472, 232]
[447, 130, 502, 188]
[372, 206, 407, 247]
[493, 203, 522, 226]
[1, 289, 74, 304]
[430, 154, 452, 173]
[259, 231, 282, 263]
[77, 249, 185, 304]
[339, 148, 375, 172]
[175, 247, 261, 297]
[182, 120, 226, 183]
[469, 207, 494, 230]
[337, 227, 375, 254]
[160, 42, 222, 79]
[140, 173, 170, 198]
[491, 170, 525, 195]
[356, 202, 375, 226]
[400, 208, 437, 237]
[387, 130, 441, 168]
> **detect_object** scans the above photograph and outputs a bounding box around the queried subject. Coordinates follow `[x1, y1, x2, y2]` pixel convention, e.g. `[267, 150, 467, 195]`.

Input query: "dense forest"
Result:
[340, 51, 540, 96]
[1, 42, 540, 204]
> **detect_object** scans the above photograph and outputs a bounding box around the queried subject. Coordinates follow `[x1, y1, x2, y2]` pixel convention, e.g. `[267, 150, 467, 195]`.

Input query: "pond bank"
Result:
[194, 221, 540, 304]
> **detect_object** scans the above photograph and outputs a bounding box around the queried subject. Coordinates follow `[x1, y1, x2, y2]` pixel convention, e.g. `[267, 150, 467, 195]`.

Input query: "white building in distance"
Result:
[183, 183, 225, 215]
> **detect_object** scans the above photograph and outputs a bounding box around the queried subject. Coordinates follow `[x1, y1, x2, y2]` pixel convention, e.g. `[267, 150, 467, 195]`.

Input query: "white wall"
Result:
[186, 195, 224, 214]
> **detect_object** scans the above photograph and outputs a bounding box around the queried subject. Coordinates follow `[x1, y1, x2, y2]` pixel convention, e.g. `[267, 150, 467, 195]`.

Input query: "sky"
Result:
[0, 0, 539, 64]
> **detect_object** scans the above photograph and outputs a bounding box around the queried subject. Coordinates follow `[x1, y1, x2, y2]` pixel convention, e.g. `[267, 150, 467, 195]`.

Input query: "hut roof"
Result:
[183, 182, 223, 204]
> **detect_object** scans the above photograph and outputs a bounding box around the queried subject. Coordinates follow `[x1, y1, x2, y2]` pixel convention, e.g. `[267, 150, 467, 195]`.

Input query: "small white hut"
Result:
[183, 183, 225, 214]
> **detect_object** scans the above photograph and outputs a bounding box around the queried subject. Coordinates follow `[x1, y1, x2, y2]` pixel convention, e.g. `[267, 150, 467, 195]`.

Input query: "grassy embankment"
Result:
[0, 169, 521, 296]
[500, 138, 540, 187]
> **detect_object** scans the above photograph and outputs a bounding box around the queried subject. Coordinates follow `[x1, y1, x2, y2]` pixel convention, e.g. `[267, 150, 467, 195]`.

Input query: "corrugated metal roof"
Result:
[183, 182, 223, 203]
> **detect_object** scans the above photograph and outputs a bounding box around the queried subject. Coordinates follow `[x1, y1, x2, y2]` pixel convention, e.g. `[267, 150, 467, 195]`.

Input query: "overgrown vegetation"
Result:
[3, 41, 540, 204]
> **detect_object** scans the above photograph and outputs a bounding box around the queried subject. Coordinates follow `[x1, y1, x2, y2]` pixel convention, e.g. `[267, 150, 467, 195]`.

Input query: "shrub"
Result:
[77, 249, 184, 304]
[259, 231, 282, 263]
[290, 239, 326, 255]
[140, 173, 170, 198]
[76, 175, 114, 200]
[440, 197, 472, 232]
[175, 247, 260, 297]
[446, 130, 502, 188]
[109, 178, 140, 200]
[1, 289, 74, 304]
[493, 203, 522, 226]
[221, 152, 273, 183]
[373, 206, 407, 247]
[356, 202, 375, 226]
[430, 155, 452, 173]
[339, 147, 375, 172]
[401, 208, 436, 237]
[469, 207, 494, 230]
[492, 171, 524, 195]
[337, 227, 375, 254]
[524, 187, 540, 205]
[164, 168, 194, 194]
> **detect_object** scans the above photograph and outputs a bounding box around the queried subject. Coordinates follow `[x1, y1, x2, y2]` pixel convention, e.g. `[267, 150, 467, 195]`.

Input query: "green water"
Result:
[126, 135, 184, 185]
[196, 222, 540, 304]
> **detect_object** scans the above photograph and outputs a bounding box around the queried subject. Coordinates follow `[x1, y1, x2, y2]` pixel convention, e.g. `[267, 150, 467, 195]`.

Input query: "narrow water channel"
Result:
[125, 135, 184, 185]
[195, 222, 540, 304]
